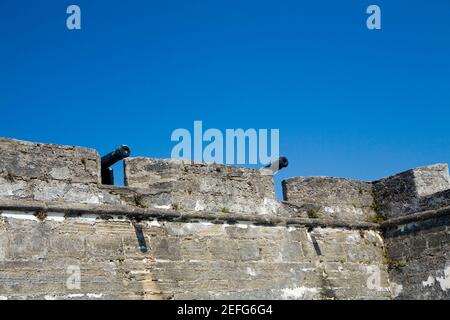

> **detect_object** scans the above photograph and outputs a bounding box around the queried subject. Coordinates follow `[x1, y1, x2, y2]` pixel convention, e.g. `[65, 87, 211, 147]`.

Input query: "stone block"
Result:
[180, 239, 211, 261]
[279, 241, 303, 262]
[0, 232, 8, 260]
[48, 234, 85, 258]
[373, 164, 450, 218]
[207, 239, 238, 261]
[0, 138, 100, 185]
[124, 157, 278, 214]
[85, 235, 123, 258]
[8, 223, 50, 260]
[238, 241, 261, 261]
[152, 238, 181, 261]
[282, 176, 375, 221]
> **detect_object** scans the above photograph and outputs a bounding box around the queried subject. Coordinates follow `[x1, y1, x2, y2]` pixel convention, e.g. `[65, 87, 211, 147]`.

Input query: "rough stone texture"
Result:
[0, 214, 390, 300]
[282, 177, 376, 222]
[373, 164, 450, 219]
[0, 178, 133, 206]
[0, 138, 100, 184]
[0, 139, 160, 208]
[383, 215, 450, 299]
[124, 158, 280, 215]
[0, 138, 117, 206]
[416, 189, 450, 213]
[1, 137, 450, 300]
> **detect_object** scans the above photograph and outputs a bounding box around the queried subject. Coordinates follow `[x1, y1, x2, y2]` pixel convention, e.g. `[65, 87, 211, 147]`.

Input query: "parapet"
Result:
[282, 164, 450, 221]
[0, 138, 281, 215]
[2, 137, 450, 221]
[282, 177, 375, 222]
[124, 157, 280, 215]
[0, 138, 100, 184]
[373, 164, 450, 219]
[0, 138, 117, 205]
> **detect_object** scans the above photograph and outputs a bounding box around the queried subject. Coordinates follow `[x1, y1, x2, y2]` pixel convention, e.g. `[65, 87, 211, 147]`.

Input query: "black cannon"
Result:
[263, 156, 288, 174]
[101, 145, 131, 185]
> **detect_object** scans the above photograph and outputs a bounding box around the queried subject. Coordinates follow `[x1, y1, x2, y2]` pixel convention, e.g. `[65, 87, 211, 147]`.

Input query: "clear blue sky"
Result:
[1, 1, 449, 198]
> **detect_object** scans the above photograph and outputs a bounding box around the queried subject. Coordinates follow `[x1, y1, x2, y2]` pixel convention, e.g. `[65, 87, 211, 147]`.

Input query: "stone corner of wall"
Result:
[372, 163, 450, 219]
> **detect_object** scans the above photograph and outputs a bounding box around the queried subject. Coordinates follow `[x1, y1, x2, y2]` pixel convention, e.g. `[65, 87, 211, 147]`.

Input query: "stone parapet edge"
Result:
[381, 205, 450, 228]
[0, 199, 378, 230]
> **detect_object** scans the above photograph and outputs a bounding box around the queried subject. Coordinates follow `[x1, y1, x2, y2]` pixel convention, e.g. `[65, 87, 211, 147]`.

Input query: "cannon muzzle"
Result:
[101, 145, 130, 185]
[262, 156, 288, 175]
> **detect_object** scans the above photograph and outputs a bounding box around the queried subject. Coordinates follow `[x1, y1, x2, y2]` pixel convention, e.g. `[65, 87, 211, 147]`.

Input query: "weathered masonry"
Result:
[0, 137, 449, 300]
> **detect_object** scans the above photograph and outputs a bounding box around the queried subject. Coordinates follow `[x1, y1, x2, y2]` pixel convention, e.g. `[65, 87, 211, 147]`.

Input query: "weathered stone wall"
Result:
[124, 158, 280, 215]
[282, 177, 376, 222]
[1, 137, 450, 300]
[373, 165, 450, 299]
[0, 138, 129, 206]
[0, 211, 389, 300]
[373, 164, 450, 219]
[382, 212, 450, 299]
[0, 138, 100, 185]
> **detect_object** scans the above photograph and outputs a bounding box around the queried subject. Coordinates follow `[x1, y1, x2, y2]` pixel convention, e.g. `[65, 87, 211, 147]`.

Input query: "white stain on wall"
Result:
[280, 287, 318, 300]
[436, 266, 450, 291]
[246, 267, 256, 277]
[0, 211, 38, 221]
[390, 282, 403, 298]
[422, 275, 435, 287]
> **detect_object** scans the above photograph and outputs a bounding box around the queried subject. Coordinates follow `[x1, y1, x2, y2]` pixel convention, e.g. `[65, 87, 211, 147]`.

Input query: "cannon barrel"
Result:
[101, 145, 130, 169]
[101, 145, 130, 185]
[263, 156, 288, 174]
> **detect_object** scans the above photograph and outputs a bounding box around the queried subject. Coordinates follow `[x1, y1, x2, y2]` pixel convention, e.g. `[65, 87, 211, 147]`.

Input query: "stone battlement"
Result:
[0, 137, 449, 299]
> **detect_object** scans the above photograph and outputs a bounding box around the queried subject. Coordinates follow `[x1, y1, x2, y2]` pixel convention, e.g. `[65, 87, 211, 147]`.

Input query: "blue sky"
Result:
[1, 1, 449, 197]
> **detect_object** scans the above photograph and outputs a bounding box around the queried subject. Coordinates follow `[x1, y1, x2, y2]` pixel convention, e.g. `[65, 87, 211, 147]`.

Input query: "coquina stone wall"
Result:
[0, 137, 449, 299]
[0, 215, 388, 300]
[374, 166, 450, 299]
[124, 157, 280, 215]
[382, 213, 450, 299]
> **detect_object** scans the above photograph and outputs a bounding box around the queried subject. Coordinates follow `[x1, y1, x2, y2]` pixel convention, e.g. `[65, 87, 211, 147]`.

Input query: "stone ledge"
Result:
[381, 205, 450, 229]
[3, 198, 447, 231]
[0, 199, 379, 230]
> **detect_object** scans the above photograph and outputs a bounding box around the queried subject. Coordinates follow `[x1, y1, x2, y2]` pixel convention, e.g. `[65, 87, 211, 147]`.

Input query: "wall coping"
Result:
[0, 199, 379, 230]
[381, 205, 450, 228]
[2, 197, 449, 231]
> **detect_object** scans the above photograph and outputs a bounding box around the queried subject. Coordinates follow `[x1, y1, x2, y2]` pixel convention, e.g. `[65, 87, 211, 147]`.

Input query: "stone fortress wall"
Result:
[0, 137, 449, 299]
